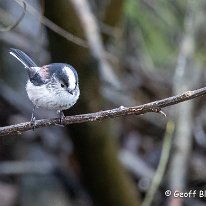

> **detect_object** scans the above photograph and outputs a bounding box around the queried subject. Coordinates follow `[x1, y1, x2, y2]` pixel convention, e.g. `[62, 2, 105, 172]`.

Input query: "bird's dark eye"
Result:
[61, 83, 65, 88]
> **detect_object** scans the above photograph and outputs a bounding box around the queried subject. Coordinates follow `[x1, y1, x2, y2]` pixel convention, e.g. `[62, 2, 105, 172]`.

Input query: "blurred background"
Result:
[0, 0, 206, 206]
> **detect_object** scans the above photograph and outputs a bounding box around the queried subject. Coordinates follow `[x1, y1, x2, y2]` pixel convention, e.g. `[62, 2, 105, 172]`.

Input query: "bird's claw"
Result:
[30, 116, 36, 131]
[30, 106, 36, 131]
[59, 110, 65, 125]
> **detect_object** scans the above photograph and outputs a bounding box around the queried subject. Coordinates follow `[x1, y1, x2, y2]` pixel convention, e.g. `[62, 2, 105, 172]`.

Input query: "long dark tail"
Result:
[9, 48, 37, 68]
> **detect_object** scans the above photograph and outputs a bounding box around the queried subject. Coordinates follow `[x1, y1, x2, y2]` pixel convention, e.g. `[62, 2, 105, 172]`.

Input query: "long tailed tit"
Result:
[9, 48, 80, 125]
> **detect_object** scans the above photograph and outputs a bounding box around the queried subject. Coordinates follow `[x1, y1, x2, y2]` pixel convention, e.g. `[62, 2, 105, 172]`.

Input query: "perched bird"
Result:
[9, 48, 80, 125]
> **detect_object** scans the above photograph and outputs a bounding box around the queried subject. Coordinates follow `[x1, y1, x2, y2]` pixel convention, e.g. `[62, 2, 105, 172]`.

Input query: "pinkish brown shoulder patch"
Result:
[39, 65, 49, 80]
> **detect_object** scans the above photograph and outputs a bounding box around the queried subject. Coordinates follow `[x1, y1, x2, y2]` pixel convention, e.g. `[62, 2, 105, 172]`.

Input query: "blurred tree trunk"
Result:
[44, 1, 140, 206]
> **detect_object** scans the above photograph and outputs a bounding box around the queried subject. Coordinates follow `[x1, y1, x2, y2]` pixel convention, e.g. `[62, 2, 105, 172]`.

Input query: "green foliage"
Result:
[124, 0, 187, 69]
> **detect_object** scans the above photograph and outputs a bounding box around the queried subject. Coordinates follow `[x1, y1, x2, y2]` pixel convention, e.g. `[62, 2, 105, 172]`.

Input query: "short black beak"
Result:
[67, 89, 73, 95]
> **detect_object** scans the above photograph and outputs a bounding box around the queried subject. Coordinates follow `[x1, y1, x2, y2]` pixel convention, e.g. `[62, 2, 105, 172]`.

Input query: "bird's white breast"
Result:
[26, 80, 79, 110]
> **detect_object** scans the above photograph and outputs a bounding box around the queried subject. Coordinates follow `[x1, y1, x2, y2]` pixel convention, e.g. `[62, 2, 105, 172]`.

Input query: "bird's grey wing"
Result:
[28, 67, 46, 86]
[29, 65, 55, 86]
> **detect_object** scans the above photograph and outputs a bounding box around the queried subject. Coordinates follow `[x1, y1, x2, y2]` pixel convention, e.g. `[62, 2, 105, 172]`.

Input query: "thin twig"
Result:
[14, 0, 88, 48]
[0, 2, 26, 32]
[0, 87, 206, 136]
[141, 121, 175, 206]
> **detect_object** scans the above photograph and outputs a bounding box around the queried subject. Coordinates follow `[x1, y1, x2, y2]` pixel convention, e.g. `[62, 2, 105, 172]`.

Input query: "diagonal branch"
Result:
[0, 87, 206, 136]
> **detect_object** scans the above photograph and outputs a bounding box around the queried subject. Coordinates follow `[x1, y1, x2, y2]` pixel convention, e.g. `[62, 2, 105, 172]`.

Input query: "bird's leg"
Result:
[59, 110, 65, 125]
[30, 105, 36, 130]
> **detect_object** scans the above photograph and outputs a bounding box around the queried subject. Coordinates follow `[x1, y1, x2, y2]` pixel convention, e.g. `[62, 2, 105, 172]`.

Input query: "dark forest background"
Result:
[0, 0, 206, 206]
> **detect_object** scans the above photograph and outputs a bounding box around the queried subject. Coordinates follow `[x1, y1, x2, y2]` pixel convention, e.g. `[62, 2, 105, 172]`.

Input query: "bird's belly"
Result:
[26, 81, 79, 110]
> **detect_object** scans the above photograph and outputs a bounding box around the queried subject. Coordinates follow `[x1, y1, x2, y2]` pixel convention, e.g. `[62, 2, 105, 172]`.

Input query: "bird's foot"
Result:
[30, 106, 36, 131]
[30, 116, 36, 131]
[57, 110, 65, 126]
